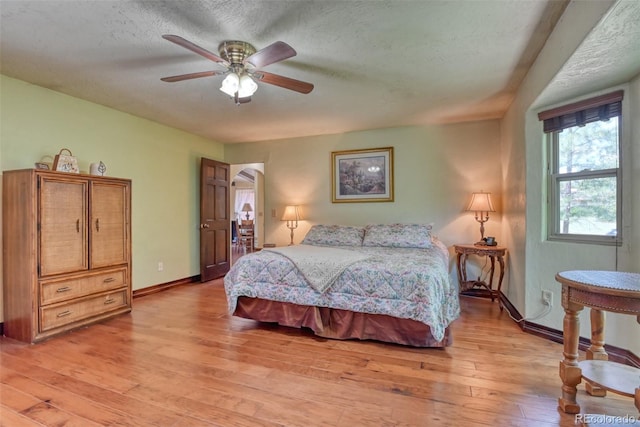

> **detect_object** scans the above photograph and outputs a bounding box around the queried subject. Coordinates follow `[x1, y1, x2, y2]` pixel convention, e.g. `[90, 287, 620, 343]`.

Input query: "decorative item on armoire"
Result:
[52, 148, 79, 173]
[90, 161, 107, 176]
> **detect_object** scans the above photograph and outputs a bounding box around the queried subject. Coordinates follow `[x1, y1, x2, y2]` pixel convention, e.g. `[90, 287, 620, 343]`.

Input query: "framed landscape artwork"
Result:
[331, 147, 394, 203]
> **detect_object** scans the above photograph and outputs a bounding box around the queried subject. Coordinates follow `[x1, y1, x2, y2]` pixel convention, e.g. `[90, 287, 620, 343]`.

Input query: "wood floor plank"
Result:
[0, 404, 47, 427]
[1, 280, 638, 426]
[2, 366, 149, 427]
[0, 351, 211, 426]
[0, 381, 43, 414]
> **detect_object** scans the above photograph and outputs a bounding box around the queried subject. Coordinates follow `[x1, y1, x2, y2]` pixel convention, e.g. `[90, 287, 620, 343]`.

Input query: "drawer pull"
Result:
[104, 298, 116, 305]
[57, 310, 72, 318]
[56, 286, 72, 293]
[95, 218, 100, 232]
[103, 277, 116, 283]
[76, 219, 80, 233]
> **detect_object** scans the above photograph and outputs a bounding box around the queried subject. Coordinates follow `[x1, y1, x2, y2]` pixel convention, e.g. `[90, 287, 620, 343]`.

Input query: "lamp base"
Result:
[287, 225, 297, 246]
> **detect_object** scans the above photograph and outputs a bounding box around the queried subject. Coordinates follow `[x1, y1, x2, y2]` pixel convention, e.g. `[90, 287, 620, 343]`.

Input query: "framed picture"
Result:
[331, 147, 394, 203]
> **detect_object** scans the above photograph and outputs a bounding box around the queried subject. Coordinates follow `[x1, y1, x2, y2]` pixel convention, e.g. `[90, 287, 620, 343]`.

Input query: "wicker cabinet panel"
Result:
[39, 177, 88, 276]
[90, 181, 129, 268]
[2, 169, 132, 343]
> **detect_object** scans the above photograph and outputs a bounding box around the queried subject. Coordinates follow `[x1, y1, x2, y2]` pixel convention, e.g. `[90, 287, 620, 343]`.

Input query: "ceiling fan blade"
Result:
[162, 34, 229, 67]
[245, 41, 296, 69]
[161, 70, 225, 82]
[253, 71, 314, 94]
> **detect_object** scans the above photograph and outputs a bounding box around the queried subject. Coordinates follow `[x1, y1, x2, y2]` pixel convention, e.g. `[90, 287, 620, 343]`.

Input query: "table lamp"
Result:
[281, 205, 301, 245]
[241, 203, 253, 220]
[466, 191, 495, 242]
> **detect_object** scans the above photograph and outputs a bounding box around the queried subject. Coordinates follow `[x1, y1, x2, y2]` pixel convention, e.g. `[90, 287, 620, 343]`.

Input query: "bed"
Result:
[223, 223, 460, 347]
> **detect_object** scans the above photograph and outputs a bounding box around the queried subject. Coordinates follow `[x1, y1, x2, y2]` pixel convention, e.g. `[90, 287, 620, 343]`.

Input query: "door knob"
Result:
[200, 223, 210, 229]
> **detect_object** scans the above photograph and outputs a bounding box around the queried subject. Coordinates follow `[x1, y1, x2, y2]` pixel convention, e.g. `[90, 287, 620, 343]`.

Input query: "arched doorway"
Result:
[230, 163, 264, 257]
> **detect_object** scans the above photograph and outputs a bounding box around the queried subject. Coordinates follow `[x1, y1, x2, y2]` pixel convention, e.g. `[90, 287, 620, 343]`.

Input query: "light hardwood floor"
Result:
[1, 279, 636, 426]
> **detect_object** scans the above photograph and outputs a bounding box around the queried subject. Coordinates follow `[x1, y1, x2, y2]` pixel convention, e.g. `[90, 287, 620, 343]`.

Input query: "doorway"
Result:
[230, 163, 264, 260]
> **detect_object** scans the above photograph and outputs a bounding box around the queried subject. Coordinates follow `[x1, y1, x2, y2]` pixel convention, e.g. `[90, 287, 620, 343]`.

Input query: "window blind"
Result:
[538, 90, 623, 133]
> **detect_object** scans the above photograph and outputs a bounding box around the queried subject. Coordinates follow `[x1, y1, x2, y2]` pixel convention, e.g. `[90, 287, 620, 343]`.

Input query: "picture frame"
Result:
[331, 147, 394, 203]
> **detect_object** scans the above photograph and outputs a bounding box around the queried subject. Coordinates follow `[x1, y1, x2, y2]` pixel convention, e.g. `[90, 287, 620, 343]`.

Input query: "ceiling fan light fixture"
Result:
[238, 74, 258, 98]
[162, 35, 313, 99]
[220, 73, 239, 96]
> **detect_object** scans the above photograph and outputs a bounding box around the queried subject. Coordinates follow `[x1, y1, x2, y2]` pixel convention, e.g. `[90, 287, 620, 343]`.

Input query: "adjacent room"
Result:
[1, 1, 639, 425]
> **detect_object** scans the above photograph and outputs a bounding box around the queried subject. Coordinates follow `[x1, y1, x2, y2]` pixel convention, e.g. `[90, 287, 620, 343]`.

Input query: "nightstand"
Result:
[454, 244, 507, 306]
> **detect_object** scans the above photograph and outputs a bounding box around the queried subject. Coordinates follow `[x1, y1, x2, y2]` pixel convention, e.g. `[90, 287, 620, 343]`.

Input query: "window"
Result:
[539, 91, 623, 244]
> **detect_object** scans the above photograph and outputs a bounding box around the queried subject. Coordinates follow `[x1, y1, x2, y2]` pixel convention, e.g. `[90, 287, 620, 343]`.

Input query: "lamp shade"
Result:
[238, 74, 258, 97]
[220, 73, 240, 96]
[281, 205, 301, 221]
[241, 203, 253, 213]
[467, 192, 495, 212]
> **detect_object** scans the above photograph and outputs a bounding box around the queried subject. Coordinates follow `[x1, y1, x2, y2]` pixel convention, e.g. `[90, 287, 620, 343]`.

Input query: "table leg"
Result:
[558, 298, 583, 414]
[487, 255, 496, 301]
[585, 308, 608, 397]
[496, 255, 505, 310]
[456, 253, 469, 291]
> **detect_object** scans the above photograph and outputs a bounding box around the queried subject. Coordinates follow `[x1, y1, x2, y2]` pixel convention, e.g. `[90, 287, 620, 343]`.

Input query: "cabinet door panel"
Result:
[39, 177, 88, 276]
[90, 181, 129, 268]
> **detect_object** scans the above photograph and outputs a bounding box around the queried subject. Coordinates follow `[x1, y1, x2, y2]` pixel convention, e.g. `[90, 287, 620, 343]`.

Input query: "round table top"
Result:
[556, 270, 640, 293]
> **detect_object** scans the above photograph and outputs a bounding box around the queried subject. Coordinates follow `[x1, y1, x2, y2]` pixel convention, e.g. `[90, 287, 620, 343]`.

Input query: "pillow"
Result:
[302, 224, 365, 246]
[363, 223, 433, 248]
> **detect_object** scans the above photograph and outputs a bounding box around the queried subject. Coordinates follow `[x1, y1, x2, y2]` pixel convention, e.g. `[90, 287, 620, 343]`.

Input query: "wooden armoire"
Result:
[2, 169, 132, 343]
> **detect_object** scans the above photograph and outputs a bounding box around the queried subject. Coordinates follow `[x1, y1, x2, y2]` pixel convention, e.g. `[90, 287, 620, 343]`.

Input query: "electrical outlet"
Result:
[542, 290, 553, 306]
[158, 261, 164, 272]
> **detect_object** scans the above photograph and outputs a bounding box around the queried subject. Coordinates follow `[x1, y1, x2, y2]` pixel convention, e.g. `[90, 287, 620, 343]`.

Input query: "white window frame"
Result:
[546, 121, 622, 245]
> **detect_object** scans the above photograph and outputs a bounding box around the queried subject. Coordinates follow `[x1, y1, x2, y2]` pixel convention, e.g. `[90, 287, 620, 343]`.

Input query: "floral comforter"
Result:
[223, 240, 460, 341]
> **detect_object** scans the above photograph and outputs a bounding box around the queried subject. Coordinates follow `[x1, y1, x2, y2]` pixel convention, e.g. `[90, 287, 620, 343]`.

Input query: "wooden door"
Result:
[200, 158, 231, 281]
[39, 176, 88, 276]
[90, 180, 130, 268]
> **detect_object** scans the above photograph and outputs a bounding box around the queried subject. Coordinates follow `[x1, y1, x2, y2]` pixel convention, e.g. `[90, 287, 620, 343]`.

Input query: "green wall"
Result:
[500, 0, 638, 353]
[225, 122, 503, 267]
[0, 75, 225, 321]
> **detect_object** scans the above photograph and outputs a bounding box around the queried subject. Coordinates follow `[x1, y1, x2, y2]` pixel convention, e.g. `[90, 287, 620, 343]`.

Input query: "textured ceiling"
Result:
[0, 0, 610, 144]
[535, 0, 640, 109]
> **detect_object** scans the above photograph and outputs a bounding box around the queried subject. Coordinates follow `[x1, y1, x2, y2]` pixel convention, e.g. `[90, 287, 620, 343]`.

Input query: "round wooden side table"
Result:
[555, 270, 640, 414]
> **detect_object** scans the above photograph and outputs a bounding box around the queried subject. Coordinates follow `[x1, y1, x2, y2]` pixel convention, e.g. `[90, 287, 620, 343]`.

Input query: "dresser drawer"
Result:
[40, 268, 127, 305]
[40, 289, 128, 332]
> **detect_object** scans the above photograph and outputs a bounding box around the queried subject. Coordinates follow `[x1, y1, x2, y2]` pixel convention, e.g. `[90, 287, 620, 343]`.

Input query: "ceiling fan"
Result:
[161, 34, 314, 104]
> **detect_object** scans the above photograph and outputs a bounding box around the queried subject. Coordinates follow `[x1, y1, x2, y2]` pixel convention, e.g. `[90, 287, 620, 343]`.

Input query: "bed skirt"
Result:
[234, 296, 451, 348]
